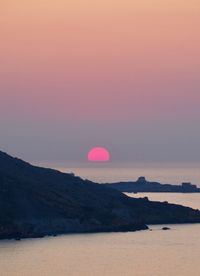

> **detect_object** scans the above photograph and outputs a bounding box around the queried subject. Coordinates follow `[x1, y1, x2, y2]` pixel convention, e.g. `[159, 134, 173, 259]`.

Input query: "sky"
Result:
[0, 0, 200, 163]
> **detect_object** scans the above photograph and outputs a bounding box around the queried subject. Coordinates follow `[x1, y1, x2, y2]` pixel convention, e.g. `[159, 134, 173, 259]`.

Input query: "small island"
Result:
[105, 176, 200, 193]
[0, 150, 200, 240]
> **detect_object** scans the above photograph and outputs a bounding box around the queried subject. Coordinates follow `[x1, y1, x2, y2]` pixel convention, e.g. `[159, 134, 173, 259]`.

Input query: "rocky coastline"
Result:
[1, 151, 200, 240]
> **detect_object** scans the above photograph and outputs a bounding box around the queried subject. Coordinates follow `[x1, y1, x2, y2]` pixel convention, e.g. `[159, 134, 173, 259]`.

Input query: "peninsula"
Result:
[105, 177, 200, 193]
[0, 150, 200, 240]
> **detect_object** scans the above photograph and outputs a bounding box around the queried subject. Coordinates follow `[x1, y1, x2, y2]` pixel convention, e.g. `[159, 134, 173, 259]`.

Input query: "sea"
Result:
[0, 163, 200, 276]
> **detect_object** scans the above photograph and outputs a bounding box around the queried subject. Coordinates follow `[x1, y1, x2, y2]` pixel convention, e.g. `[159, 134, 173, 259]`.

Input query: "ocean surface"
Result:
[1, 164, 200, 276]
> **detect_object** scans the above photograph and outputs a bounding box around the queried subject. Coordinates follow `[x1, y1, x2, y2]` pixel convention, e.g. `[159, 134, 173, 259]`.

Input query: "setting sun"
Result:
[88, 147, 110, 162]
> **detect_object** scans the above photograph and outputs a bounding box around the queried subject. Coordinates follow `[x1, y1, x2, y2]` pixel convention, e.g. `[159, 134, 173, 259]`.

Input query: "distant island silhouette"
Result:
[105, 176, 200, 193]
[0, 150, 200, 240]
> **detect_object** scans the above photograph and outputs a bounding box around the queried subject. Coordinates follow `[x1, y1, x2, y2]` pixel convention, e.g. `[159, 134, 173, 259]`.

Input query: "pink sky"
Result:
[0, 1, 200, 162]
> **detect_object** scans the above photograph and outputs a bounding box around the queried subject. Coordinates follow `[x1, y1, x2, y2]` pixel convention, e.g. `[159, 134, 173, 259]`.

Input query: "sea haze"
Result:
[33, 162, 200, 187]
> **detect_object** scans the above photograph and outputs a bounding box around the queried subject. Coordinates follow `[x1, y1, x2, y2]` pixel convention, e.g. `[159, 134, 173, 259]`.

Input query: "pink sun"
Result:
[88, 147, 110, 162]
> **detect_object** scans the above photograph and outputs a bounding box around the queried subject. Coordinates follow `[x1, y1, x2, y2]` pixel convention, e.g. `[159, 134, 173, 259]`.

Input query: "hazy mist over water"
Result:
[34, 161, 200, 187]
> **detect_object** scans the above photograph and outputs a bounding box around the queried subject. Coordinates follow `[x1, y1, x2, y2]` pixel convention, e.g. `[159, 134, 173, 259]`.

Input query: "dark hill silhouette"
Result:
[0, 150, 200, 240]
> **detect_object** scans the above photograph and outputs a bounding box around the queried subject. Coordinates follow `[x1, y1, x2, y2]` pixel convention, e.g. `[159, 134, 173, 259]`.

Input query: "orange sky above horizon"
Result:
[1, 1, 200, 162]
[1, 0, 200, 122]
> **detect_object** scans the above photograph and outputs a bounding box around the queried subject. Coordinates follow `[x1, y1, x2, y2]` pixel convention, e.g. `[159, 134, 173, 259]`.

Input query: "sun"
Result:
[88, 147, 110, 162]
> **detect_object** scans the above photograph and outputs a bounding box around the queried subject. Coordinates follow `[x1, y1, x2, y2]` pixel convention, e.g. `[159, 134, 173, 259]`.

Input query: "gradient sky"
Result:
[0, 0, 200, 163]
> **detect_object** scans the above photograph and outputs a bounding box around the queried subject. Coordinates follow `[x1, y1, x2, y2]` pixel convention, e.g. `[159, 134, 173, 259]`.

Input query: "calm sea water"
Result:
[1, 164, 200, 276]
[0, 193, 200, 276]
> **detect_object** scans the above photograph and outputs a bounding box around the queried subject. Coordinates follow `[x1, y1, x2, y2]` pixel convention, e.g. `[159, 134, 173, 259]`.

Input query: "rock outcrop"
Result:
[105, 176, 200, 193]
